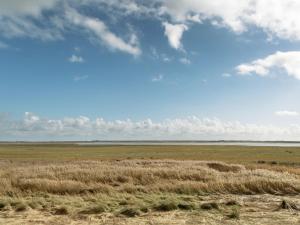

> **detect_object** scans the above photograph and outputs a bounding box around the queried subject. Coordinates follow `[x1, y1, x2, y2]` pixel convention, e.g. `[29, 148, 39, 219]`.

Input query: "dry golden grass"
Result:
[1, 159, 300, 224]
[1, 160, 300, 196]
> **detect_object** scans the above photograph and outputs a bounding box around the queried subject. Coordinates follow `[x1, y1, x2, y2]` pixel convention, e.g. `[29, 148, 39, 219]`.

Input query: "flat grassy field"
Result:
[1, 143, 300, 225]
[0, 143, 300, 164]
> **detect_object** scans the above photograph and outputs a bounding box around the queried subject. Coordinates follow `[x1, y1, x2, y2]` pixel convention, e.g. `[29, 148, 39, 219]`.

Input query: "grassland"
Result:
[0, 143, 300, 224]
[1, 143, 300, 163]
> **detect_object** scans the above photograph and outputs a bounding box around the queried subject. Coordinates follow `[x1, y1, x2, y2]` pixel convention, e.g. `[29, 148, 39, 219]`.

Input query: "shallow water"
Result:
[77, 141, 300, 147]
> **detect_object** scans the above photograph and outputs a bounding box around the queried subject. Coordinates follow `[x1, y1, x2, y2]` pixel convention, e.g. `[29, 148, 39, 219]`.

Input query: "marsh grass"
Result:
[279, 200, 300, 211]
[154, 200, 179, 211]
[1, 144, 300, 164]
[53, 206, 69, 215]
[225, 200, 239, 206]
[227, 207, 240, 219]
[118, 207, 141, 217]
[79, 204, 106, 214]
[13, 202, 27, 212]
[1, 159, 300, 224]
[1, 160, 300, 197]
[200, 202, 219, 210]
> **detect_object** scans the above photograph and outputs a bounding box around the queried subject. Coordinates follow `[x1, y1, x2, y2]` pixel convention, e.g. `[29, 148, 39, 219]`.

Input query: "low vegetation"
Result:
[0, 144, 300, 224]
[1, 143, 300, 163]
[1, 159, 300, 196]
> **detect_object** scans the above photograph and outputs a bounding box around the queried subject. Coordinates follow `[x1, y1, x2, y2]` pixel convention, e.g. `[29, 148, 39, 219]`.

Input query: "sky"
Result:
[1, 0, 300, 141]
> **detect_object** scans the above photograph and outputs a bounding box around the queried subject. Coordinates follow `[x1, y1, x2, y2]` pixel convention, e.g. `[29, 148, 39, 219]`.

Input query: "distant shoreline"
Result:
[2, 140, 300, 147]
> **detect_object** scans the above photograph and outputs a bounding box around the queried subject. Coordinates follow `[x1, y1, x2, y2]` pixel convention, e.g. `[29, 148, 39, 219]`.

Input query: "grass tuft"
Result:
[227, 208, 240, 219]
[13, 202, 27, 212]
[154, 200, 178, 211]
[178, 202, 196, 210]
[279, 200, 299, 210]
[79, 204, 106, 214]
[201, 202, 219, 210]
[225, 200, 239, 206]
[0, 201, 7, 210]
[119, 207, 140, 217]
[54, 206, 69, 215]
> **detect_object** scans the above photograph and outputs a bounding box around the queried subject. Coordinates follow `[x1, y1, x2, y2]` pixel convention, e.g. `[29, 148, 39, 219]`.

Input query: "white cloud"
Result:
[0, 0, 63, 41]
[275, 111, 299, 117]
[163, 22, 188, 50]
[0, 1, 141, 55]
[236, 51, 300, 80]
[179, 57, 191, 65]
[73, 75, 89, 82]
[95, 0, 300, 43]
[68, 54, 84, 63]
[161, 0, 300, 42]
[152, 74, 164, 82]
[1, 0, 300, 53]
[1, 1, 300, 56]
[0, 16, 63, 41]
[2, 112, 300, 141]
[161, 0, 247, 32]
[66, 9, 141, 56]
[0, 0, 59, 17]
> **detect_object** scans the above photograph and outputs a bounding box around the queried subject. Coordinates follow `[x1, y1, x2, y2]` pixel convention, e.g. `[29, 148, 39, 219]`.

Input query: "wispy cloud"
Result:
[162, 55, 171, 62]
[275, 111, 299, 117]
[68, 54, 84, 63]
[222, 73, 232, 78]
[152, 74, 164, 82]
[66, 8, 141, 56]
[73, 75, 89, 82]
[1, 0, 300, 55]
[74, 47, 81, 52]
[150, 47, 171, 62]
[179, 57, 191, 65]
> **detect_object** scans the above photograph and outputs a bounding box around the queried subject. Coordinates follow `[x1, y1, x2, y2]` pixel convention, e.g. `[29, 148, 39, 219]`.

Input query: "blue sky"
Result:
[1, 0, 300, 141]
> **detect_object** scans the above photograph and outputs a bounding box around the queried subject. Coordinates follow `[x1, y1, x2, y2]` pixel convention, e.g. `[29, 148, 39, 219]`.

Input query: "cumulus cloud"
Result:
[99, 0, 300, 44]
[161, 0, 300, 41]
[163, 22, 188, 50]
[275, 111, 299, 117]
[68, 54, 84, 63]
[236, 51, 300, 80]
[161, 0, 247, 32]
[1, 112, 300, 141]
